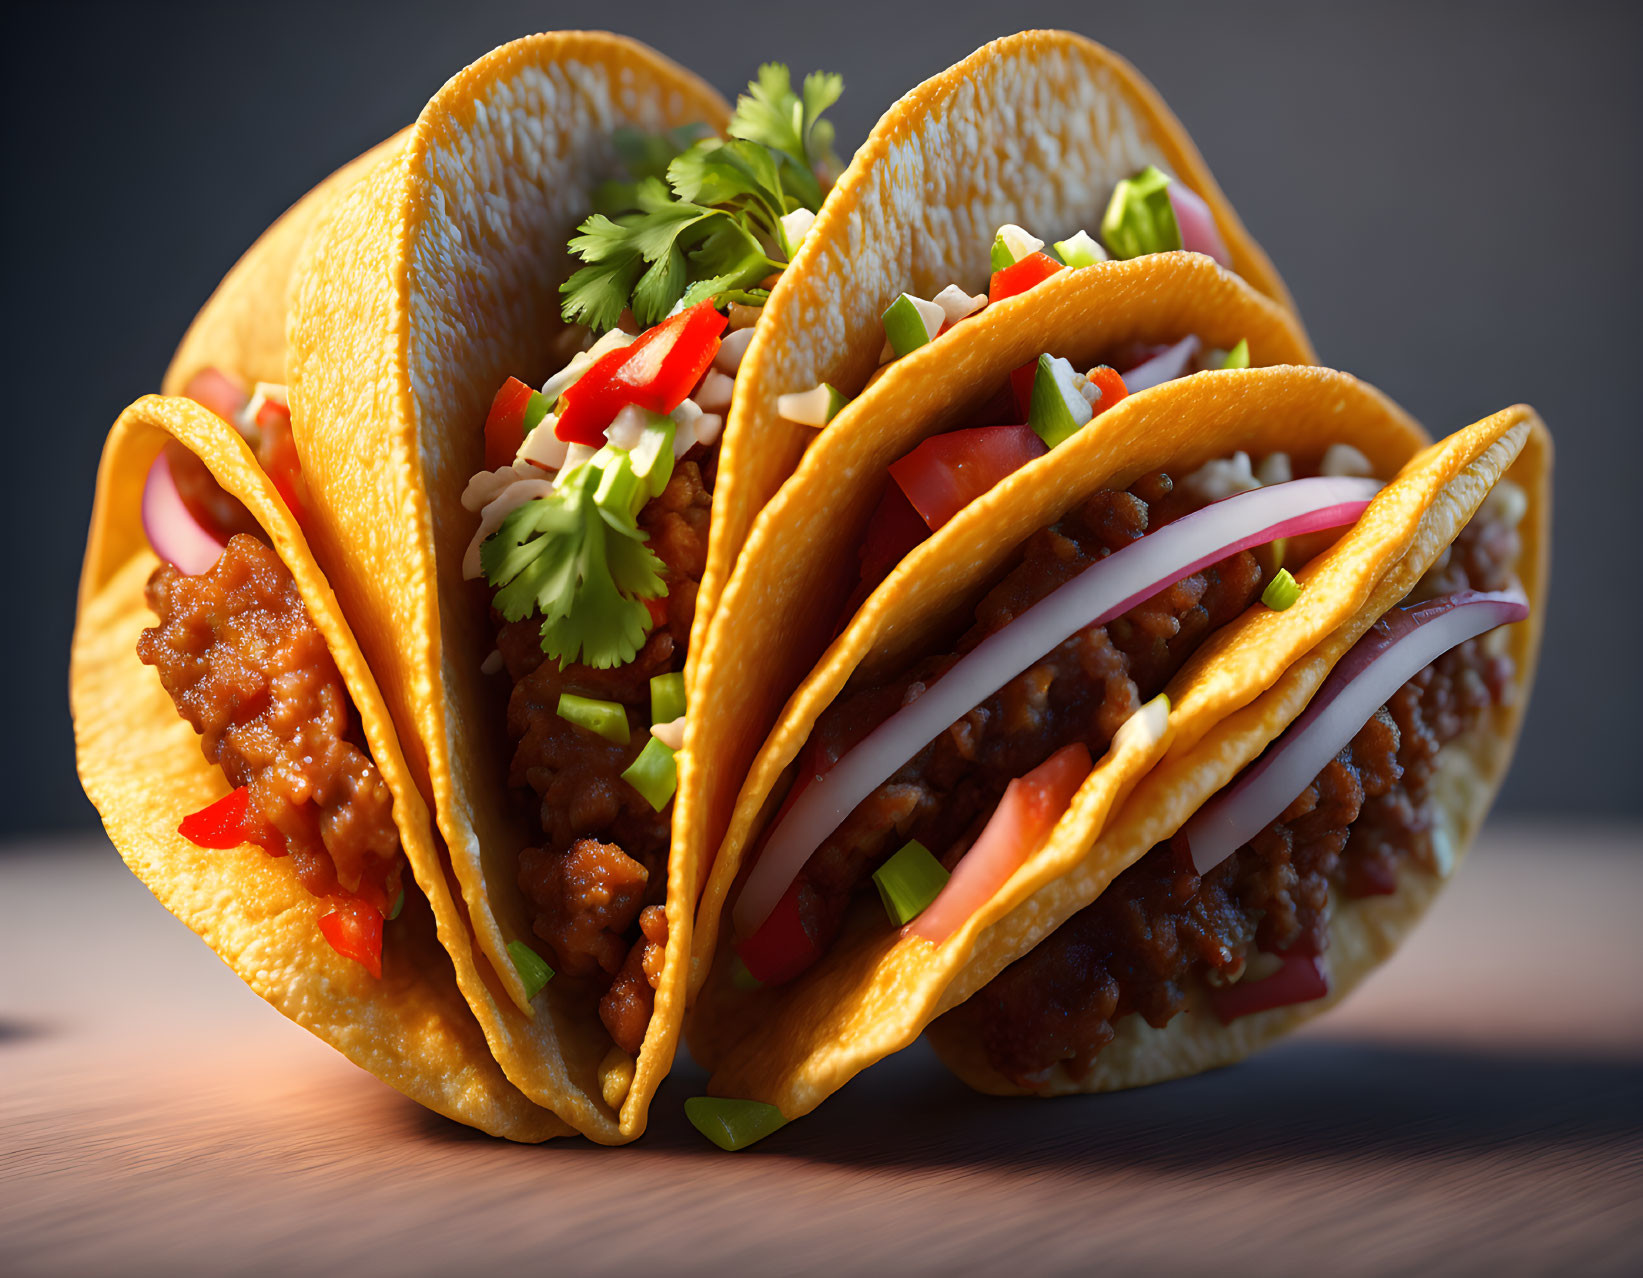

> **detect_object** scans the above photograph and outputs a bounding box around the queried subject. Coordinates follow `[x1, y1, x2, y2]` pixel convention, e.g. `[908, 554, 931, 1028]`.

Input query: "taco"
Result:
[284, 30, 764, 1142]
[683, 358, 1545, 1143]
[679, 28, 1319, 1002]
[71, 394, 568, 1141]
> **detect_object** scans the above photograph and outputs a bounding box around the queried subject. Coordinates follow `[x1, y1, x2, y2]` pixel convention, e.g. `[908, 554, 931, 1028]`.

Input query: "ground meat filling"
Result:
[784, 472, 1267, 956]
[945, 511, 1520, 1087]
[506, 458, 710, 1048]
[138, 534, 402, 910]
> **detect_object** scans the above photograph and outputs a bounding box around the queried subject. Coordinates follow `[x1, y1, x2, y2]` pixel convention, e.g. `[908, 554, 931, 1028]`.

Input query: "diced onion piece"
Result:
[685, 1097, 787, 1151]
[733, 476, 1383, 935]
[776, 383, 850, 427]
[1320, 443, 1374, 478]
[1255, 452, 1293, 487]
[692, 411, 724, 449]
[872, 840, 950, 926]
[713, 326, 756, 375]
[1182, 450, 1259, 503]
[1182, 587, 1529, 875]
[932, 283, 987, 326]
[142, 448, 228, 575]
[779, 207, 815, 255]
[1166, 182, 1232, 267]
[540, 350, 595, 403]
[517, 415, 569, 472]
[1220, 338, 1251, 370]
[994, 223, 1044, 264]
[1120, 334, 1202, 393]
[882, 293, 945, 360]
[506, 941, 555, 999]
[693, 368, 735, 414]
[1053, 229, 1109, 268]
[553, 444, 598, 488]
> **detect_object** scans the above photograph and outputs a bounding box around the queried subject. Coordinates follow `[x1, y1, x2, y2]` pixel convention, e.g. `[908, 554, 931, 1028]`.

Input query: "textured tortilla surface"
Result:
[72, 395, 567, 1141]
[287, 32, 728, 1142]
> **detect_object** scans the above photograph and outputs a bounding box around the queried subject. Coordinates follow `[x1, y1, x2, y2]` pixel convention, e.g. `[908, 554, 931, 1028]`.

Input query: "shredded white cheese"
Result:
[1254, 452, 1293, 487]
[1182, 451, 1260, 502]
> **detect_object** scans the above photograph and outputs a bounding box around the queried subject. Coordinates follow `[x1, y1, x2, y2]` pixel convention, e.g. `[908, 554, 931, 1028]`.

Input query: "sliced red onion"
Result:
[142, 449, 228, 575]
[1167, 183, 1232, 267]
[733, 475, 1383, 935]
[1182, 588, 1528, 875]
[1119, 334, 1201, 393]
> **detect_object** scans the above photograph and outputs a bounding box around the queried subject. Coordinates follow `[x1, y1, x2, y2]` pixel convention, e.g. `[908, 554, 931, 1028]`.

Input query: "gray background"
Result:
[6, 0, 1638, 835]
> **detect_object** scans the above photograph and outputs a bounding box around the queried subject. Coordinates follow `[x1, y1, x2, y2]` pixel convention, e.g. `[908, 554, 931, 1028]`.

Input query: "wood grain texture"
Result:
[3, 823, 1641, 1276]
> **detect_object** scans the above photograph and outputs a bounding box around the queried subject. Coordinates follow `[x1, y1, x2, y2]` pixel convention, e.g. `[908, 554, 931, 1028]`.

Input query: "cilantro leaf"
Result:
[559, 64, 843, 331]
[481, 463, 666, 670]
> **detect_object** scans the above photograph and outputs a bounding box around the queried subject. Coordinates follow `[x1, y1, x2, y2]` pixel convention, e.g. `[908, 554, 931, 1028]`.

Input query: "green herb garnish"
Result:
[481, 452, 667, 670]
[506, 940, 555, 999]
[560, 65, 842, 332]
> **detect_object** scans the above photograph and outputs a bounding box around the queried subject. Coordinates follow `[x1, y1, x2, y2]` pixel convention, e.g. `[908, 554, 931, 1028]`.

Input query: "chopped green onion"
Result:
[685, 1096, 787, 1151]
[1100, 165, 1182, 260]
[523, 389, 554, 434]
[593, 447, 647, 519]
[557, 693, 631, 745]
[882, 293, 938, 359]
[776, 382, 851, 427]
[1220, 338, 1250, 370]
[622, 736, 678, 811]
[1052, 229, 1109, 269]
[650, 672, 686, 725]
[1262, 568, 1301, 611]
[990, 235, 1016, 271]
[387, 888, 404, 921]
[872, 839, 951, 926]
[507, 940, 555, 999]
[730, 956, 763, 991]
[993, 223, 1044, 266]
[1028, 353, 1095, 449]
[621, 410, 677, 500]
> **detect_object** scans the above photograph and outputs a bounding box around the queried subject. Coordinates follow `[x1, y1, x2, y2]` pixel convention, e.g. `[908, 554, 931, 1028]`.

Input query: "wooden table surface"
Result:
[4, 822, 1640, 1276]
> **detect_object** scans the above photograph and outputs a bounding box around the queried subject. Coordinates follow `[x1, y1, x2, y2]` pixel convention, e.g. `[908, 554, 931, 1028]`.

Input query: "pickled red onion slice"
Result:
[1120, 335, 1201, 393]
[142, 449, 228, 575]
[733, 475, 1383, 936]
[1167, 184, 1232, 267]
[1182, 587, 1528, 875]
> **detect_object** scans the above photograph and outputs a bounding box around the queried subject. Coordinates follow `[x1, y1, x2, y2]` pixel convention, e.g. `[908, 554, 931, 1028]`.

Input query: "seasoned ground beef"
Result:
[942, 510, 1520, 1087]
[138, 533, 402, 911]
[504, 459, 710, 1035]
[785, 472, 1266, 955]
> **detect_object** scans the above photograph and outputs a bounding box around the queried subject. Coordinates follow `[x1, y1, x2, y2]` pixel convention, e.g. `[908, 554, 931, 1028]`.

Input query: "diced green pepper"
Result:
[1028, 354, 1095, 449]
[872, 839, 951, 926]
[1052, 229, 1108, 269]
[557, 692, 631, 745]
[1221, 338, 1250, 370]
[1100, 165, 1182, 260]
[650, 672, 686, 726]
[882, 294, 933, 359]
[507, 940, 555, 999]
[621, 737, 678, 811]
[685, 1097, 787, 1151]
[1262, 568, 1301, 611]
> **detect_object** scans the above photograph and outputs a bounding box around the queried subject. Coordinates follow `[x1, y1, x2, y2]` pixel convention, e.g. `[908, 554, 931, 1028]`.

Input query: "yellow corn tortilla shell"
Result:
[929, 407, 1549, 1094]
[286, 32, 730, 1142]
[162, 132, 408, 396]
[684, 257, 1319, 996]
[72, 394, 569, 1141]
[693, 27, 1313, 712]
[685, 367, 1501, 1118]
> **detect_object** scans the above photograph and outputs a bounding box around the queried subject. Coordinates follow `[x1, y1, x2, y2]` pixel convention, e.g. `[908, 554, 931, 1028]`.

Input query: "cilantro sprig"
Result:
[561, 65, 843, 333]
[481, 459, 667, 670]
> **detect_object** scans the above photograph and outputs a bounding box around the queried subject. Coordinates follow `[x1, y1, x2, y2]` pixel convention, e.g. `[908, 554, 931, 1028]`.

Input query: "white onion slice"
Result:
[733, 475, 1383, 935]
[1167, 183, 1232, 267]
[142, 449, 228, 576]
[1182, 588, 1528, 874]
[1120, 335, 1201, 393]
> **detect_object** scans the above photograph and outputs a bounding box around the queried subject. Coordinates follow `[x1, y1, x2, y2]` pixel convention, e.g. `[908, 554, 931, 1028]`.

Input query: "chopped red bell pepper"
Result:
[1208, 952, 1328, 1024]
[736, 878, 819, 986]
[484, 376, 536, 469]
[318, 896, 384, 979]
[889, 425, 1047, 533]
[556, 302, 728, 446]
[178, 787, 253, 848]
[858, 482, 930, 584]
[989, 251, 1063, 304]
[1084, 364, 1129, 413]
[1009, 361, 1038, 418]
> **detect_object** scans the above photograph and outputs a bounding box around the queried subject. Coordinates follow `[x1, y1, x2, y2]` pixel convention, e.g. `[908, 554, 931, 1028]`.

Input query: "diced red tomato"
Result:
[989, 251, 1063, 304]
[889, 425, 1047, 533]
[1208, 952, 1328, 1023]
[178, 787, 253, 848]
[556, 302, 727, 445]
[858, 482, 930, 584]
[909, 742, 1093, 944]
[736, 878, 819, 987]
[1084, 365, 1129, 413]
[644, 591, 670, 629]
[183, 367, 250, 421]
[485, 376, 536, 469]
[318, 897, 384, 979]
[1009, 361, 1038, 418]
